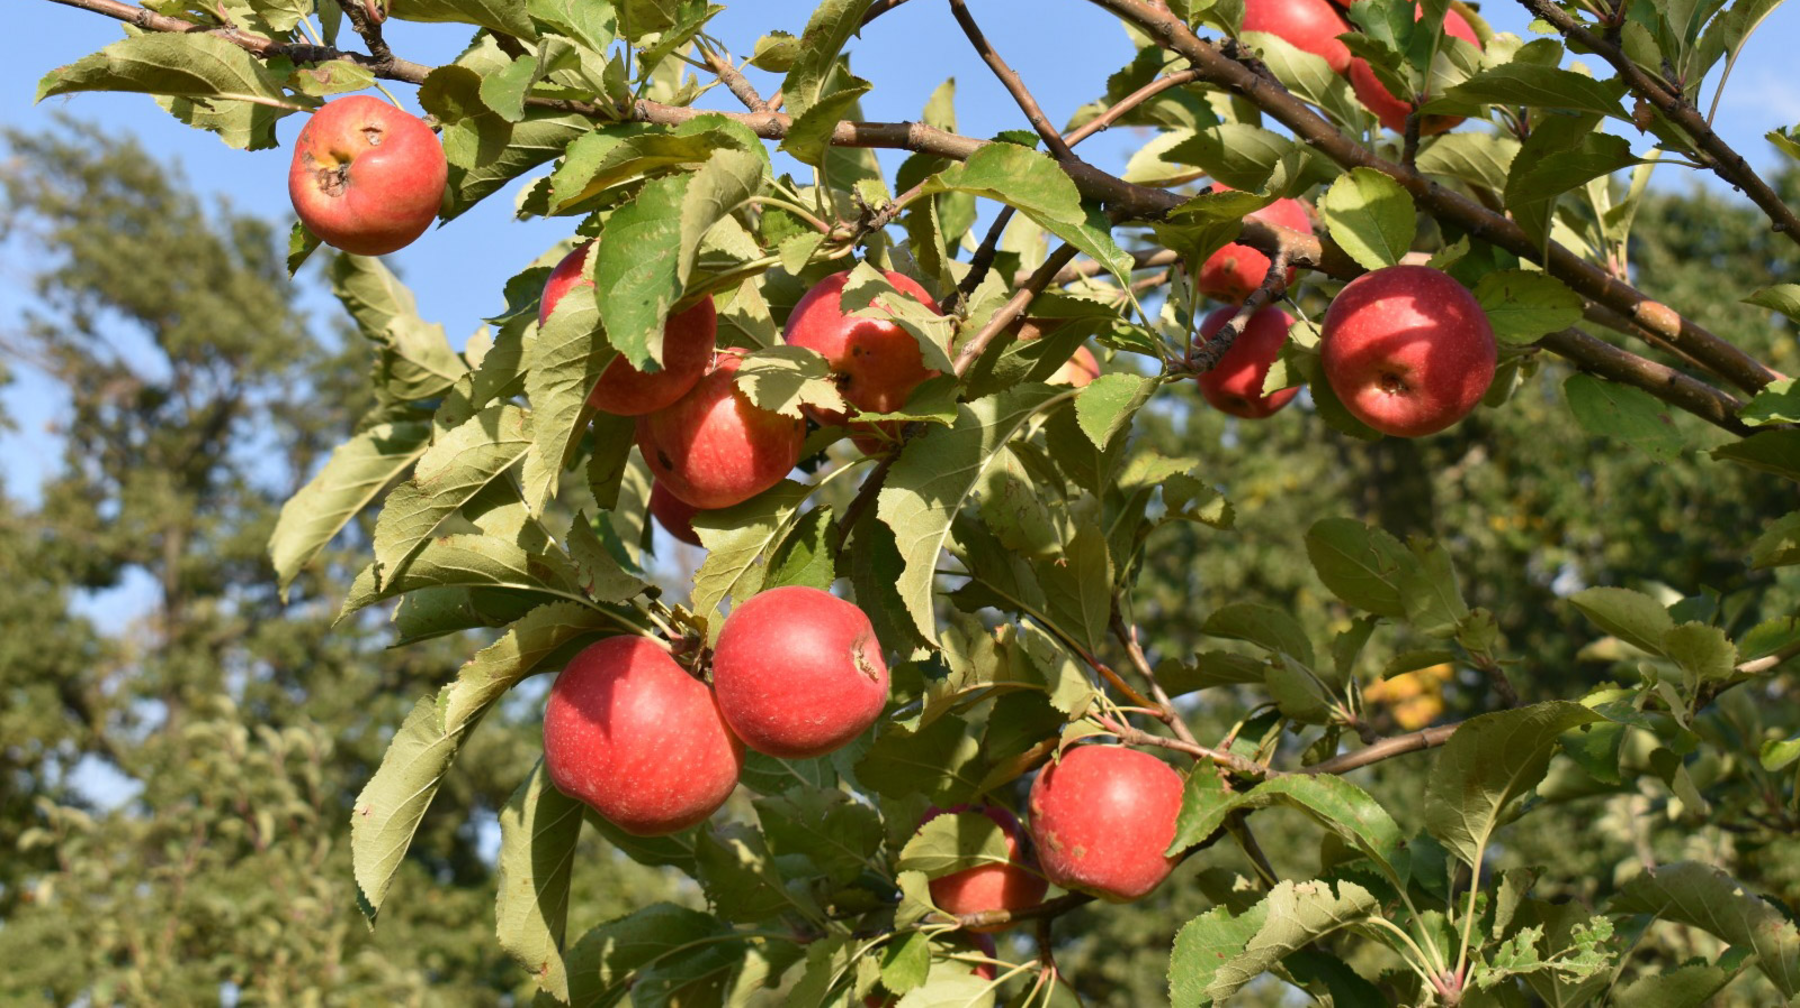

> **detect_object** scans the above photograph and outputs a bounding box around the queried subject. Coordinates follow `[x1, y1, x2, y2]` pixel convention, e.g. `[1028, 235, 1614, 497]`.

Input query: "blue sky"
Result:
[5, 0, 1800, 505]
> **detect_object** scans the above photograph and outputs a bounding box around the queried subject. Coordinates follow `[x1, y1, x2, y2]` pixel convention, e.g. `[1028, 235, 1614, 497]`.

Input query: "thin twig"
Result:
[946, 0, 1076, 162]
[1064, 68, 1203, 147]
[334, 0, 392, 69]
[951, 244, 1082, 374]
[1110, 610, 1199, 746]
[1095, 713, 1278, 779]
[699, 44, 767, 113]
[1185, 250, 1291, 374]
[1301, 722, 1461, 775]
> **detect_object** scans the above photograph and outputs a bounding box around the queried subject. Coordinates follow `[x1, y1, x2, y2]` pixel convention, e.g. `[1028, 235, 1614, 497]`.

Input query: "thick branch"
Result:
[1519, 0, 1800, 248]
[1538, 327, 1751, 436]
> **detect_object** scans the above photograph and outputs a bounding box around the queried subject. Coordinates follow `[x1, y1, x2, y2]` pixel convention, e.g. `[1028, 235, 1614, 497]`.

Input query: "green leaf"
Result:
[1739, 377, 1800, 427]
[388, 0, 535, 40]
[1662, 621, 1737, 687]
[286, 220, 322, 276]
[1505, 133, 1644, 213]
[594, 148, 764, 370]
[38, 34, 294, 149]
[549, 118, 762, 212]
[1169, 768, 1234, 854]
[1612, 949, 1754, 1007]
[1473, 269, 1584, 343]
[1763, 735, 1800, 772]
[568, 510, 651, 603]
[269, 420, 431, 599]
[352, 602, 613, 920]
[921, 142, 1085, 227]
[1570, 586, 1675, 656]
[780, 79, 872, 168]
[521, 282, 610, 513]
[561, 902, 737, 1007]
[1304, 518, 1412, 619]
[1712, 429, 1800, 482]
[496, 759, 583, 1002]
[1431, 63, 1629, 119]
[529, 0, 617, 53]
[443, 112, 590, 221]
[1317, 167, 1417, 270]
[1170, 879, 1381, 1006]
[340, 533, 579, 618]
[1201, 602, 1314, 666]
[1073, 373, 1158, 450]
[1611, 862, 1800, 997]
[878, 386, 1064, 645]
[857, 716, 990, 806]
[1422, 701, 1604, 868]
[755, 786, 882, 888]
[330, 253, 469, 402]
[1398, 536, 1469, 639]
[1038, 525, 1113, 657]
[1745, 283, 1800, 323]
[780, 0, 872, 120]
[895, 811, 1013, 877]
[880, 932, 933, 996]
[370, 404, 533, 585]
[1168, 774, 1408, 891]
[765, 506, 840, 592]
[691, 481, 813, 618]
[1416, 132, 1520, 196]
[1565, 373, 1686, 462]
[747, 31, 801, 71]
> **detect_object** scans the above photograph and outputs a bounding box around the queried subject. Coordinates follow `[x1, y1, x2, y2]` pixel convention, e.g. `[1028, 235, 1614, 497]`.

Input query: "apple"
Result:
[1319, 264, 1496, 437]
[1195, 305, 1301, 419]
[783, 269, 943, 422]
[649, 482, 703, 547]
[1347, 6, 1482, 135]
[1052, 345, 1102, 387]
[710, 585, 889, 758]
[1027, 745, 1183, 902]
[287, 95, 446, 256]
[542, 635, 744, 836]
[636, 350, 806, 509]
[1243, 0, 1351, 73]
[1198, 187, 1314, 304]
[539, 241, 718, 416]
[922, 805, 1049, 930]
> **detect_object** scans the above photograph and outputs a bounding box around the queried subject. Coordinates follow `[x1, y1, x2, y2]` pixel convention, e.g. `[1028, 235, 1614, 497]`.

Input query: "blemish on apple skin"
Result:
[361, 125, 384, 146]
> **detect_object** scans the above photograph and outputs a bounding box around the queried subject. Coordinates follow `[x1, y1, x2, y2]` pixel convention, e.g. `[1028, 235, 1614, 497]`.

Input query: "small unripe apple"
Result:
[711, 586, 889, 759]
[1198, 187, 1314, 304]
[1195, 305, 1301, 419]
[1347, 6, 1482, 135]
[1243, 0, 1352, 73]
[1028, 745, 1183, 902]
[783, 269, 943, 420]
[539, 241, 719, 416]
[649, 482, 703, 546]
[636, 350, 806, 509]
[922, 805, 1049, 931]
[543, 635, 744, 836]
[1319, 264, 1496, 437]
[287, 95, 446, 256]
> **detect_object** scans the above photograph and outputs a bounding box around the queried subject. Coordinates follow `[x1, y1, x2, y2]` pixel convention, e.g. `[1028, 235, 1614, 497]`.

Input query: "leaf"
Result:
[370, 404, 533, 585]
[895, 811, 1013, 877]
[857, 716, 990, 806]
[1739, 377, 1800, 427]
[1713, 429, 1800, 482]
[880, 932, 933, 996]
[1612, 949, 1754, 1007]
[780, 78, 872, 168]
[1422, 701, 1604, 868]
[1745, 283, 1800, 323]
[1398, 536, 1469, 639]
[340, 533, 579, 617]
[1504, 133, 1644, 213]
[1416, 132, 1520, 196]
[1473, 270, 1584, 343]
[1663, 621, 1737, 688]
[269, 420, 431, 599]
[1565, 373, 1686, 462]
[780, 0, 871, 120]
[388, 0, 535, 40]
[1168, 774, 1408, 890]
[522, 282, 610, 512]
[1169, 768, 1234, 854]
[1570, 586, 1675, 656]
[1201, 602, 1314, 666]
[755, 786, 883, 888]
[549, 118, 762, 212]
[765, 506, 840, 593]
[690, 481, 813, 618]
[877, 386, 1063, 645]
[496, 759, 583, 1002]
[1432, 63, 1629, 119]
[1318, 167, 1416, 270]
[1170, 879, 1381, 1006]
[38, 34, 294, 149]
[733, 347, 847, 419]
[1038, 526, 1112, 658]
[561, 902, 737, 1007]
[352, 602, 613, 920]
[1073, 373, 1158, 450]
[921, 143, 1085, 227]
[1305, 518, 1413, 619]
[1611, 862, 1800, 997]
[443, 112, 591, 221]
[330, 253, 468, 402]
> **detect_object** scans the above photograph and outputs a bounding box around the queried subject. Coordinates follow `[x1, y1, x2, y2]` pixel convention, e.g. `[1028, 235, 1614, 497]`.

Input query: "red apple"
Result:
[922, 805, 1050, 931]
[783, 269, 943, 420]
[542, 635, 744, 836]
[1028, 745, 1183, 902]
[636, 350, 806, 509]
[1051, 346, 1102, 387]
[1347, 6, 1482, 135]
[287, 95, 446, 256]
[1243, 0, 1352, 73]
[1319, 264, 1496, 437]
[649, 482, 703, 547]
[1198, 187, 1314, 304]
[539, 241, 719, 416]
[711, 586, 889, 759]
[1195, 305, 1301, 419]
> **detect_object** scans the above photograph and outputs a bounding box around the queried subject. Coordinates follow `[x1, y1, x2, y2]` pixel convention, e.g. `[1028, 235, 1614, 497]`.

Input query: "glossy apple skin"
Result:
[1028, 745, 1183, 902]
[1198, 188, 1314, 304]
[711, 586, 889, 759]
[539, 241, 719, 416]
[1320, 265, 1496, 437]
[649, 482, 703, 547]
[636, 350, 806, 509]
[1348, 7, 1482, 135]
[543, 635, 744, 836]
[1050, 345, 1102, 387]
[923, 805, 1050, 931]
[1195, 305, 1301, 419]
[1243, 0, 1351, 72]
[783, 269, 943, 420]
[287, 96, 446, 256]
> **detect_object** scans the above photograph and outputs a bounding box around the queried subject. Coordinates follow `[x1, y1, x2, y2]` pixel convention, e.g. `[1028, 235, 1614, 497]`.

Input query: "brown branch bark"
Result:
[1518, 0, 1800, 248]
[1096, 713, 1278, 779]
[1301, 722, 1461, 775]
[1185, 249, 1291, 374]
[699, 45, 767, 113]
[947, 0, 1075, 161]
